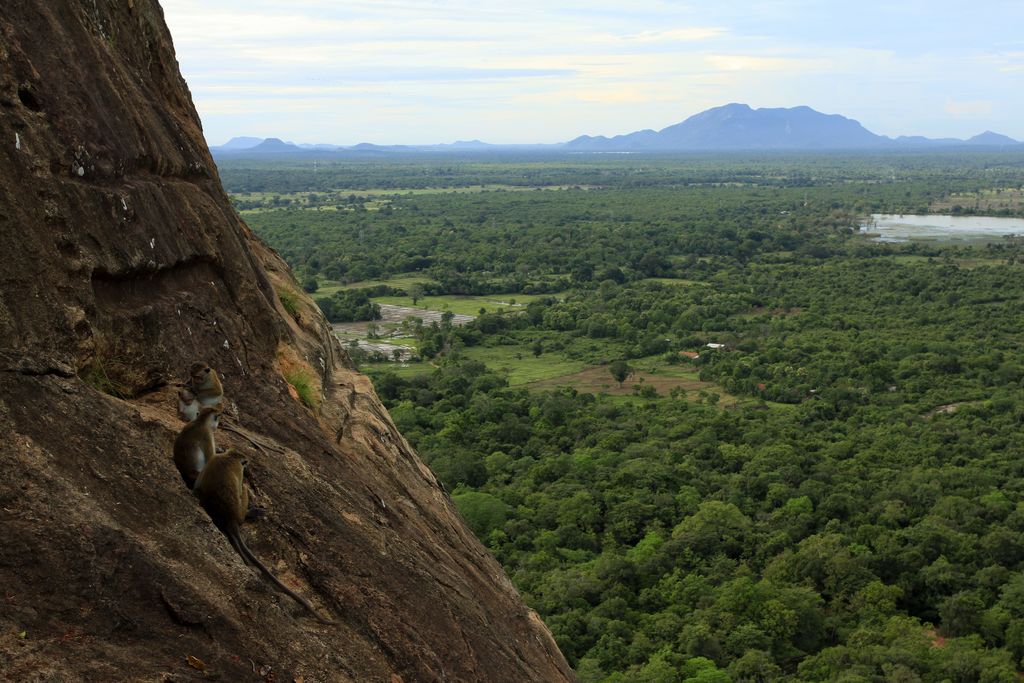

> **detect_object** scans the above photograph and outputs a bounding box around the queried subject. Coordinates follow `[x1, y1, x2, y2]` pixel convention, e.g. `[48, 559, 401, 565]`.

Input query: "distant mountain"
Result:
[892, 135, 960, 147]
[966, 131, 1020, 146]
[567, 103, 888, 151]
[215, 136, 263, 151]
[209, 138, 548, 157]
[349, 142, 413, 152]
[227, 137, 301, 154]
[567, 104, 1022, 152]
[210, 107, 1022, 156]
[443, 140, 495, 150]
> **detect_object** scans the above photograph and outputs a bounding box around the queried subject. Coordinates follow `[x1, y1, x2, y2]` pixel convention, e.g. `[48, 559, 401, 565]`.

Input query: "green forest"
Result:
[221, 152, 1024, 682]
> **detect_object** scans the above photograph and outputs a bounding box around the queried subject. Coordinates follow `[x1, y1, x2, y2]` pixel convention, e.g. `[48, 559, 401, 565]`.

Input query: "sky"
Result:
[161, 0, 1024, 146]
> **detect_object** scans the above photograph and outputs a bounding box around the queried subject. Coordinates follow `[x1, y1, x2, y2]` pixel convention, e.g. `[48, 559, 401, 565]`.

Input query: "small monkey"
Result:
[172, 407, 220, 489]
[189, 362, 223, 408]
[177, 388, 199, 422]
[193, 450, 334, 624]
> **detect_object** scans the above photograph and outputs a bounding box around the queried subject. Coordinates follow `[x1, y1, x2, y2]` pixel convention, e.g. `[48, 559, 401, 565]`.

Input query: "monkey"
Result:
[172, 407, 220, 489]
[177, 388, 199, 422]
[189, 362, 223, 408]
[192, 450, 334, 624]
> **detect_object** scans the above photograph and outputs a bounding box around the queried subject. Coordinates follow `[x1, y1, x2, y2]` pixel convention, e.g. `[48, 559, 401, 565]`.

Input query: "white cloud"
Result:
[944, 99, 994, 117]
[705, 54, 829, 72]
[630, 28, 725, 42]
[987, 51, 1024, 73]
[160, 0, 1024, 143]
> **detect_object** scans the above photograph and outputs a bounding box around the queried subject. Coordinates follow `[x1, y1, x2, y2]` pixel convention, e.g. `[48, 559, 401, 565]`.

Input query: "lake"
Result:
[860, 214, 1024, 243]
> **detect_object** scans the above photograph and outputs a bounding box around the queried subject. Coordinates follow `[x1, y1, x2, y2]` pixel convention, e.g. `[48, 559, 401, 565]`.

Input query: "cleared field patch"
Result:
[922, 399, 986, 419]
[362, 361, 435, 379]
[372, 292, 561, 316]
[889, 255, 1015, 268]
[735, 306, 804, 320]
[639, 277, 710, 287]
[317, 274, 433, 297]
[459, 346, 586, 385]
[358, 346, 585, 385]
[930, 188, 1024, 214]
[331, 303, 474, 343]
[528, 364, 736, 403]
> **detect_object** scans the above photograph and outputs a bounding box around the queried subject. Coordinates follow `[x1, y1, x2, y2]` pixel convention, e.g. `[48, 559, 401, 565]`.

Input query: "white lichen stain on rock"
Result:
[15, 133, 20, 150]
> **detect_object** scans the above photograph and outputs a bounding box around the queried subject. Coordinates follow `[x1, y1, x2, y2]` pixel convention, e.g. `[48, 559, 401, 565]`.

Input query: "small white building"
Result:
[706, 343, 726, 350]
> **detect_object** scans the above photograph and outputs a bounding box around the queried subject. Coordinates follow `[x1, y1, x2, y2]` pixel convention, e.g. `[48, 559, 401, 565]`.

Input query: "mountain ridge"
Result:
[212, 103, 1021, 155]
[566, 103, 891, 151]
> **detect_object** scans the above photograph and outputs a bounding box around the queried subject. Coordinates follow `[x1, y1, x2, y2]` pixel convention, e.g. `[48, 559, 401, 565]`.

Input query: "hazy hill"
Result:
[565, 104, 1020, 151]
[570, 103, 886, 151]
[966, 131, 1020, 146]
[214, 105, 1021, 154]
[242, 137, 301, 153]
[217, 135, 263, 150]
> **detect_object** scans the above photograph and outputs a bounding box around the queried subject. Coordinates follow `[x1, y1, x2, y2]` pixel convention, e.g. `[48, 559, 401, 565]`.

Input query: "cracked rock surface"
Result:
[0, 2, 574, 681]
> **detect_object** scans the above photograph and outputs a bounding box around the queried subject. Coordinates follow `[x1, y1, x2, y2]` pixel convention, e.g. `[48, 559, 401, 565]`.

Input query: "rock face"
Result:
[0, 2, 573, 681]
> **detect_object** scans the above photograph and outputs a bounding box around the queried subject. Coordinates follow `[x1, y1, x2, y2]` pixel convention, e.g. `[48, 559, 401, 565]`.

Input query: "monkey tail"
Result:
[232, 530, 335, 625]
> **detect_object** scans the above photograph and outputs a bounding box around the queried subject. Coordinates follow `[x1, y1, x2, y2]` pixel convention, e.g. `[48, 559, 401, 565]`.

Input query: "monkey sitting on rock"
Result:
[189, 361, 223, 408]
[176, 362, 222, 423]
[177, 388, 199, 422]
[193, 449, 334, 624]
[171, 406, 221, 489]
[170, 361, 328, 623]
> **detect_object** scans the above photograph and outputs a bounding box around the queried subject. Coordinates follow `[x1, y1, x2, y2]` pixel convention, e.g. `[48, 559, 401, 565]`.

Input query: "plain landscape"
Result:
[9, 0, 1024, 680]
[224, 148, 1024, 681]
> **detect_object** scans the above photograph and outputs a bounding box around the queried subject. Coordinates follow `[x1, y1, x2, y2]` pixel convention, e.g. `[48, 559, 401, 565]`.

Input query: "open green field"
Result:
[460, 346, 586, 384]
[361, 361, 436, 379]
[930, 187, 1024, 213]
[638, 277, 710, 287]
[371, 292, 561, 316]
[363, 348, 744, 399]
[528, 364, 734, 401]
[315, 274, 433, 297]
[361, 345, 585, 385]
[889, 254, 1017, 268]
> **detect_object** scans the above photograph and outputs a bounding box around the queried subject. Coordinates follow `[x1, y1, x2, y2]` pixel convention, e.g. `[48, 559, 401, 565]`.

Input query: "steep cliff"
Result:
[0, 2, 573, 681]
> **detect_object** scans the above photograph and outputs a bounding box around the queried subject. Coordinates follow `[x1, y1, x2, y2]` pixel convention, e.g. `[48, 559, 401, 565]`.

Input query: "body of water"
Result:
[860, 214, 1024, 243]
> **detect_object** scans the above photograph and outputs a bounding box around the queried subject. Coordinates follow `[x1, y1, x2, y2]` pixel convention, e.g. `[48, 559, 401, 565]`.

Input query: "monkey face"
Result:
[190, 362, 212, 381]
